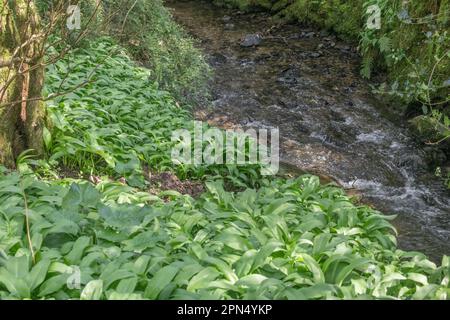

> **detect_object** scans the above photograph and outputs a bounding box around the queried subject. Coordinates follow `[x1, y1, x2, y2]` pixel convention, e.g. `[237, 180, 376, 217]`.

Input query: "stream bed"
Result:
[167, 0, 450, 261]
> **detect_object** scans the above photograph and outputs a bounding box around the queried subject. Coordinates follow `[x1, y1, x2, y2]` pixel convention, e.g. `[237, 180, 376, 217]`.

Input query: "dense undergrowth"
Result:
[44, 39, 191, 186]
[0, 36, 449, 300]
[44, 38, 260, 188]
[37, 0, 211, 105]
[104, 0, 211, 104]
[1, 165, 449, 300]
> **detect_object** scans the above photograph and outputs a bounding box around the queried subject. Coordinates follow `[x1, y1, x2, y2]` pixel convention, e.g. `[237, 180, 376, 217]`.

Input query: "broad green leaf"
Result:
[38, 274, 70, 297]
[336, 258, 371, 286]
[66, 236, 91, 265]
[187, 267, 220, 292]
[81, 280, 103, 300]
[27, 259, 51, 291]
[299, 253, 325, 283]
[144, 264, 179, 299]
[116, 277, 138, 294]
[236, 274, 268, 287]
[0, 269, 31, 298]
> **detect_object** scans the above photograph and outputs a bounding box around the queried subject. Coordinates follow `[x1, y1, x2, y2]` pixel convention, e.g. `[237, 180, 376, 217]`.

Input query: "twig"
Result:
[20, 180, 36, 265]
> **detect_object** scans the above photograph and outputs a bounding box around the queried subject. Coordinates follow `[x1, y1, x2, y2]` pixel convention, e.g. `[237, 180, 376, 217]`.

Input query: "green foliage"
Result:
[36, 0, 211, 104]
[274, 0, 364, 37]
[43, 38, 261, 188]
[0, 168, 448, 299]
[360, 0, 449, 108]
[44, 38, 187, 186]
[435, 167, 450, 189]
[103, 0, 211, 104]
[213, 0, 273, 11]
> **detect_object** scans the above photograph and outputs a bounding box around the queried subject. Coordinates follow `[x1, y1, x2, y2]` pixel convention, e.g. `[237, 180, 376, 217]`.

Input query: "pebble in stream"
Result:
[240, 34, 263, 47]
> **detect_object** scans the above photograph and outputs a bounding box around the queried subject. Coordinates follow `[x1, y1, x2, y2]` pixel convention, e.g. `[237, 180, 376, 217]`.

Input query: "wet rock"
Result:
[304, 31, 316, 38]
[320, 30, 330, 37]
[277, 67, 301, 85]
[395, 153, 426, 170]
[295, 124, 310, 134]
[222, 15, 232, 22]
[240, 34, 262, 47]
[326, 122, 358, 146]
[224, 23, 235, 30]
[209, 52, 227, 65]
[278, 97, 298, 109]
[241, 97, 261, 109]
[239, 59, 255, 67]
[242, 115, 255, 125]
[329, 109, 347, 123]
[344, 87, 354, 94]
[254, 53, 271, 63]
[309, 52, 322, 58]
[336, 44, 351, 52]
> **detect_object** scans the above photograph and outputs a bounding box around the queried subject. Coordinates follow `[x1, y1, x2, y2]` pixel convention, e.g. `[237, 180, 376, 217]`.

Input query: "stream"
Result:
[167, 0, 450, 261]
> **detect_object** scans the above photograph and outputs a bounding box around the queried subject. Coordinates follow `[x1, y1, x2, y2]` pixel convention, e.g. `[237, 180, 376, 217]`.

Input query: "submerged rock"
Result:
[336, 44, 351, 52]
[277, 67, 301, 85]
[209, 52, 227, 65]
[240, 34, 262, 47]
[309, 52, 322, 58]
[224, 23, 235, 30]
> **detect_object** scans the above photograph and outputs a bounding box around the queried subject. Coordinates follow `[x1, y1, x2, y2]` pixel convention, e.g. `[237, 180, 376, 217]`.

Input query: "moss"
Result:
[0, 2, 18, 167]
[409, 115, 450, 143]
[0, 0, 46, 167]
[220, 0, 365, 40]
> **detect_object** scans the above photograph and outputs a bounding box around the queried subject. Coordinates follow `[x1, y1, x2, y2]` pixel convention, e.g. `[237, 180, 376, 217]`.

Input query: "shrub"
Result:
[103, 0, 211, 104]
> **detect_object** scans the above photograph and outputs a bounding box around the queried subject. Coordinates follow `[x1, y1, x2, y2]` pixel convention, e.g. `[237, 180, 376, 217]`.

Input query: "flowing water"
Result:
[167, 0, 450, 261]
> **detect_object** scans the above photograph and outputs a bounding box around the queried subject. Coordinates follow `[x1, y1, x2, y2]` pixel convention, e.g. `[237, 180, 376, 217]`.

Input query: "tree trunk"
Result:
[0, 0, 45, 168]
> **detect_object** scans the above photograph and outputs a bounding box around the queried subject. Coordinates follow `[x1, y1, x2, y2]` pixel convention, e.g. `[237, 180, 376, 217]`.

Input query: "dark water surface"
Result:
[167, 0, 450, 261]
